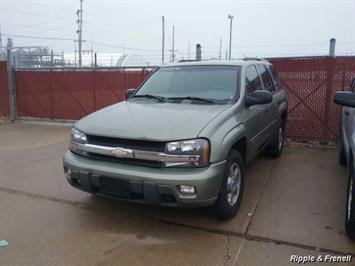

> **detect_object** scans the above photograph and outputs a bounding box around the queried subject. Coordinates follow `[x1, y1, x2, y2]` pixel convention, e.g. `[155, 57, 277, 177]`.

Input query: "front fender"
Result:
[209, 123, 246, 162]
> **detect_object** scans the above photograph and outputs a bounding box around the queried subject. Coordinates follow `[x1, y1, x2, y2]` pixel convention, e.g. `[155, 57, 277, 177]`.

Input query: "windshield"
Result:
[134, 65, 240, 102]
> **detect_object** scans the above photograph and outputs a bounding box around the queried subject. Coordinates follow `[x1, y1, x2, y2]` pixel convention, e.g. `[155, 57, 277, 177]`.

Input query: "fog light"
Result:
[179, 185, 196, 194]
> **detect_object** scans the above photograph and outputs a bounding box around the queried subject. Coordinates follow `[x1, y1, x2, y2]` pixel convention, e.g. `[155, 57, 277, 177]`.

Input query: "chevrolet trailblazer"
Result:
[63, 59, 287, 219]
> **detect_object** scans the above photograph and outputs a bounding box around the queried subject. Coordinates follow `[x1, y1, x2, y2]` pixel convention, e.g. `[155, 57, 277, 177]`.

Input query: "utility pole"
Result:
[171, 25, 175, 63]
[50, 50, 54, 67]
[188, 41, 190, 60]
[219, 37, 222, 60]
[74, 44, 77, 66]
[76, 0, 84, 67]
[0, 24, 2, 60]
[91, 44, 93, 66]
[162, 16, 165, 64]
[228, 14, 234, 60]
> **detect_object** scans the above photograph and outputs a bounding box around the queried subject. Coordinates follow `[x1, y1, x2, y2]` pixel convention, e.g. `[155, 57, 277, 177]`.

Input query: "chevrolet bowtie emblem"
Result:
[111, 147, 133, 158]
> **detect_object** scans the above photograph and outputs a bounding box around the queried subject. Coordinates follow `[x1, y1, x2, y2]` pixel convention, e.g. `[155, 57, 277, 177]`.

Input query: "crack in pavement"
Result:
[223, 232, 231, 266]
[232, 238, 245, 266]
[244, 159, 277, 235]
[0, 186, 354, 258]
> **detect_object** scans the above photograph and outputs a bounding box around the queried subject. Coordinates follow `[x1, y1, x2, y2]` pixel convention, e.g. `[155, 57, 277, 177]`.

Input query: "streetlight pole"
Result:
[171, 25, 175, 63]
[162, 16, 165, 64]
[228, 14, 234, 60]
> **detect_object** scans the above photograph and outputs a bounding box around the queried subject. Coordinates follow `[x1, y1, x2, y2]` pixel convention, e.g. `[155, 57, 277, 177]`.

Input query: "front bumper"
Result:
[63, 151, 226, 207]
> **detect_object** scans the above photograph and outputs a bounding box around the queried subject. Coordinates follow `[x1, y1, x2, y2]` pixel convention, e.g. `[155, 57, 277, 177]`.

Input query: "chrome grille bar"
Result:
[70, 142, 200, 163]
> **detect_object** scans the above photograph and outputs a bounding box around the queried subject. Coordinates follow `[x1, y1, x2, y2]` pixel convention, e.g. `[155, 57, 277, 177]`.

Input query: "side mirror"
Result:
[246, 90, 272, 106]
[126, 88, 136, 99]
[351, 78, 355, 90]
[334, 91, 355, 108]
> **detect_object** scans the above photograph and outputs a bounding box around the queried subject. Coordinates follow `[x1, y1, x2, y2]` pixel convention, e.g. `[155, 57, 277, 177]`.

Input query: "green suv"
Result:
[63, 59, 287, 219]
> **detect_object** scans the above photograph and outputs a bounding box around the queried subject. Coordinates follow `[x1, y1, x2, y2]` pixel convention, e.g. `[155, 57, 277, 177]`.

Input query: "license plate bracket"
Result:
[100, 176, 131, 198]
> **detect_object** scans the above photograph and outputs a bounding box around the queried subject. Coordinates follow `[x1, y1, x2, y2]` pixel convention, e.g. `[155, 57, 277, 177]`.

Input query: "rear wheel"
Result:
[339, 134, 347, 167]
[266, 121, 284, 158]
[346, 163, 355, 240]
[206, 150, 244, 219]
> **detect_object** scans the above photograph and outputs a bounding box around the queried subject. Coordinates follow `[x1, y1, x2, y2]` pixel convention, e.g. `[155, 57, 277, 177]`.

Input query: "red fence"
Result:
[15, 69, 151, 120]
[0, 61, 9, 118]
[10, 57, 355, 141]
[270, 57, 355, 141]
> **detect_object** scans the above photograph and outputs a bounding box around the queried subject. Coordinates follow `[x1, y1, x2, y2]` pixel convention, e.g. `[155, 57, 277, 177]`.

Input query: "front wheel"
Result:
[346, 163, 355, 240]
[206, 150, 244, 219]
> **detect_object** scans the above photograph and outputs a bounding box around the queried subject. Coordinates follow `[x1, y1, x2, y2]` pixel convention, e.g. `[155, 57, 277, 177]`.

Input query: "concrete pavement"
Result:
[0, 122, 354, 265]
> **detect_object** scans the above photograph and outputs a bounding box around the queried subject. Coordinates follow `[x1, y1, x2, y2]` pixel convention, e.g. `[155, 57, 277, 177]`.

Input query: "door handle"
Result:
[345, 111, 350, 116]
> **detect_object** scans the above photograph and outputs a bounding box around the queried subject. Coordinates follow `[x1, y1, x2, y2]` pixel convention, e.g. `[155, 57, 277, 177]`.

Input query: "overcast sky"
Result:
[0, 0, 354, 64]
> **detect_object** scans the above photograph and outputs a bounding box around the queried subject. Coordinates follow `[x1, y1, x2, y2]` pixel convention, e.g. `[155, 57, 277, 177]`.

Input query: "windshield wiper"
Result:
[132, 94, 166, 102]
[167, 96, 216, 103]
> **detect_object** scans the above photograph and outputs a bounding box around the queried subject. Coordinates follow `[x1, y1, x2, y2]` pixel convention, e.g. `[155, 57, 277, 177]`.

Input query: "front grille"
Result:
[75, 135, 167, 167]
[86, 152, 163, 168]
[87, 135, 166, 152]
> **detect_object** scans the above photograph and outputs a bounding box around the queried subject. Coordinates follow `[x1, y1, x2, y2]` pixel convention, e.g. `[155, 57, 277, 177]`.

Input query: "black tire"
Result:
[346, 163, 355, 240]
[266, 121, 284, 158]
[339, 135, 347, 167]
[206, 150, 244, 219]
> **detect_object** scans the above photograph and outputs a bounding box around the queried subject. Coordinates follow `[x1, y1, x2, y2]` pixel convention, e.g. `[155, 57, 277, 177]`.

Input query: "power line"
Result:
[203, 42, 355, 49]
[1, 22, 76, 33]
[3, 8, 77, 22]
[1, 21, 111, 35]
[92, 41, 160, 52]
[3, 33, 74, 41]
[19, 0, 75, 13]
[2, 32, 161, 52]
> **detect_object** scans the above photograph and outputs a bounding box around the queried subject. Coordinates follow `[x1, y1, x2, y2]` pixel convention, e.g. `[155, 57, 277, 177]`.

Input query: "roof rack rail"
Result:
[178, 59, 199, 63]
[242, 57, 267, 61]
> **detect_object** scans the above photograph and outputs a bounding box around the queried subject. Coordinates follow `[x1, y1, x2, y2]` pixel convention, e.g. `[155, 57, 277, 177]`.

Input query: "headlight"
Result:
[71, 128, 87, 144]
[70, 128, 88, 156]
[165, 139, 210, 167]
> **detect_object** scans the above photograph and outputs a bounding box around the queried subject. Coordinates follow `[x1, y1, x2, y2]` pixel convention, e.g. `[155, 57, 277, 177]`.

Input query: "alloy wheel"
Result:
[278, 126, 283, 152]
[226, 162, 242, 206]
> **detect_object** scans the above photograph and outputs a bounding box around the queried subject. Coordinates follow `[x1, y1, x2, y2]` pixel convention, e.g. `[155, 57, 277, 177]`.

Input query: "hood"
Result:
[75, 101, 231, 141]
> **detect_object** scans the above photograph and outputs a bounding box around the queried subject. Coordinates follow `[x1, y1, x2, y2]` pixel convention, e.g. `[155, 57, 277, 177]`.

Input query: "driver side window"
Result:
[245, 65, 262, 96]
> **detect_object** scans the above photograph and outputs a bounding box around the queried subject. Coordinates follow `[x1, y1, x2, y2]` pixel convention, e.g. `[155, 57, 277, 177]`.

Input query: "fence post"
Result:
[6, 49, 17, 122]
[323, 57, 336, 141]
[92, 70, 96, 111]
[49, 68, 53, 119]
